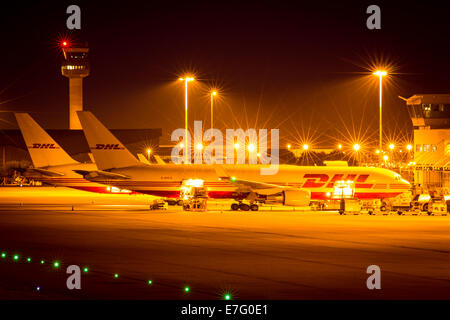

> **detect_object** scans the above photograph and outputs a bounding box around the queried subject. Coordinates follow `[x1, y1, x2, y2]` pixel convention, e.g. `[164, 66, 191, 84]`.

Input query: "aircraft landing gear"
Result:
[239, 203, 250, 211]
[230, 202, 259, 211]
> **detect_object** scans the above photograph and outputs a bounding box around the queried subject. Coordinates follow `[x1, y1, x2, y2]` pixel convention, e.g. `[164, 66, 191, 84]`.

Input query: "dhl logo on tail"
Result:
[29, 143, 59, 149]
[94, 144, 124, 150]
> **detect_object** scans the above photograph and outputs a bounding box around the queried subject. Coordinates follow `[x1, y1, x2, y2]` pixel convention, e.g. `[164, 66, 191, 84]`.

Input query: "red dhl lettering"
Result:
[303, 174, 329, 188]
[303, 174, 372, 188]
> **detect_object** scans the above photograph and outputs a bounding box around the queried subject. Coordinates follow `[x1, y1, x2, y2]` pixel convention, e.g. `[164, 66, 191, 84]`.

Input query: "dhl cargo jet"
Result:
[14, 113, 139, 194]
[77, 111, 410, 210]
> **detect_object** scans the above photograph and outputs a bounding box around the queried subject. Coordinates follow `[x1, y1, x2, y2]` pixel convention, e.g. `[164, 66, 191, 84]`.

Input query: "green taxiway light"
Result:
[184, 286, 190, 293]
[27, 257, 32, 263]
[231, 176, 236, 182]
[83, 267, 89, 273]
[147, 280, 153, 285]
[13, 254, 19, 261]
[40, 260, 45, 264]
[114, 274, 119, 278]
[1, 252, 6, 258]
[53, 261, 60, 268]
[224, 293, 232, 300]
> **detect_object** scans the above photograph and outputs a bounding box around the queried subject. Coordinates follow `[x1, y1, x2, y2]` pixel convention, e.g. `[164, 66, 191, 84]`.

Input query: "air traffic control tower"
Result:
[404, 94, 450, 190]
[61, 43, 90, 129]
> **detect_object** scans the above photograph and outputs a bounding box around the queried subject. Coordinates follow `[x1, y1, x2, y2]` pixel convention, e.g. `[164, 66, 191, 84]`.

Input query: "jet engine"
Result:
[265, 189, 311, 207]
[282, 189, 311, 206]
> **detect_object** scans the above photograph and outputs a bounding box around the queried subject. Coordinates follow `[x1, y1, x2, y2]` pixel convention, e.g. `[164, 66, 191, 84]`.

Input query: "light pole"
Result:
[178, 77, 194, 163]
[373, 70, 387, 165]
[210, 91, 217, 131]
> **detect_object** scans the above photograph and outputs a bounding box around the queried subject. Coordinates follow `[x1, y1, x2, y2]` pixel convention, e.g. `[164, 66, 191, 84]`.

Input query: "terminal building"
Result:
[405, 94, 450, 190]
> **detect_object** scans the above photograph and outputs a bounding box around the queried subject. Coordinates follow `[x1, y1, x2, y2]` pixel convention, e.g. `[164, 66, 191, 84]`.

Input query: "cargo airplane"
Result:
[77, 111, 411, 211]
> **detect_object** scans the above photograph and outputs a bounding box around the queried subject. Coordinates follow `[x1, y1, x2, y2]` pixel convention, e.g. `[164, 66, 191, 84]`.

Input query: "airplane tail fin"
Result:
[154, 154, 166, 165]
[137, 153, 151, 165]
[14, 113, 78, 168]
[77, 111, 140, 170]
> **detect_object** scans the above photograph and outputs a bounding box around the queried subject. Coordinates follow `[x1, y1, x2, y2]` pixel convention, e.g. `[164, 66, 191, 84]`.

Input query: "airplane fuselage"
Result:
[86, 164, 410, 200]
[24, 163, 134, 194]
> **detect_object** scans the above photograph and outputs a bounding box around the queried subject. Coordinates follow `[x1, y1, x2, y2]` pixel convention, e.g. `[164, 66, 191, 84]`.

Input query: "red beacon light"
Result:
[60, 40, 69, 48]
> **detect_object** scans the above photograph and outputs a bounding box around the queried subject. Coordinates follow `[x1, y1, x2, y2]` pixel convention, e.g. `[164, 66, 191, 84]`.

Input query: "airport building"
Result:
[61, 43, 90, 130]
[405, 94, 450, 190]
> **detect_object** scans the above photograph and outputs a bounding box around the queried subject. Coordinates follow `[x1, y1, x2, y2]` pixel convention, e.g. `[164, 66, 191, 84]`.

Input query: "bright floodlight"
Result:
[234, 143, 239, 149]
[287, 144, 291, 149]
[248, 144, 255, 152]
[179, 77, 195, 82]
[406, 144, 413, 151]
[196, 143, 203, 150]
[338, 144, 342, 149]
[303, 144, 309, 150]
[383, 155, 389, 161]
[353, 144, 361, 151]
[373, 70, 387, 77]
[212, 91, 217, 96]
[389, 143, 395, 150]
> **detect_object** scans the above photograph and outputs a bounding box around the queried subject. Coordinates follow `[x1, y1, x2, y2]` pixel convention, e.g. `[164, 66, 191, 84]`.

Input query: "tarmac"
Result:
[0, 187, 449, 299]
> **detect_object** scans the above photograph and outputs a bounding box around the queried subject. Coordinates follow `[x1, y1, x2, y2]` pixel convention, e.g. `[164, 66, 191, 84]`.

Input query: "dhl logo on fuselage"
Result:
[94, 144, 124, 150]
[302, 174, 372, 188]
[29, 143, 58, 149]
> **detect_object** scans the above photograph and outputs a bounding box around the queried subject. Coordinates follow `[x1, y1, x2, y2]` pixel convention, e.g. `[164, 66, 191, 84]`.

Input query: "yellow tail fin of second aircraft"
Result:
[77, 111, 140, 170]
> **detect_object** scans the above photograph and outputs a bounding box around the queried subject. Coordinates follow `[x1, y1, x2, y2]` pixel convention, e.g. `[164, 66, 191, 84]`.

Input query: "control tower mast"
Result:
[61, 42, 90, 129]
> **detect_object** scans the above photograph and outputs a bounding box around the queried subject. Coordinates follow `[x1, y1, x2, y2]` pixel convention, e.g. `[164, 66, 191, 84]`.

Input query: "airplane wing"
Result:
[73, 170, 130, 180]
[28, 168, 65, 177]
[221, 176, 298, 195]
[214, 165, 300, 195]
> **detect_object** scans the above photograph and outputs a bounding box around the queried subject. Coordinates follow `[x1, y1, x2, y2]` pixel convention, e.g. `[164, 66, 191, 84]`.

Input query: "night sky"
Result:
[1, 1, 450, 146]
